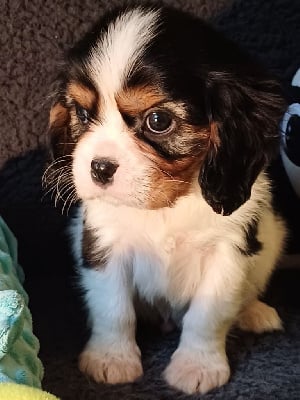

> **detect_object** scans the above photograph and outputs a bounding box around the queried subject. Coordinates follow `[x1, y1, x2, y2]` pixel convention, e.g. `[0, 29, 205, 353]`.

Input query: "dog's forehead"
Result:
[86, 7, 160, 97]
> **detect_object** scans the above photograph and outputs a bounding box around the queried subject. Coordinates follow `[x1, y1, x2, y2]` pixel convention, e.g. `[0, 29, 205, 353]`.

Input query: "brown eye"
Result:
[75, 103, 89, 124]
[145, 111, 174, 134]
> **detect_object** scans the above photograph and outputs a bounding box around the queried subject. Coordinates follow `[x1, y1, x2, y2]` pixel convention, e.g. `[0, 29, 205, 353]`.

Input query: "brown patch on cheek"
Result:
[116, 86, 165, 115]
[67, 81, 97, 110]
[148, 158, 200, 209]
[134, 133, 210, 209]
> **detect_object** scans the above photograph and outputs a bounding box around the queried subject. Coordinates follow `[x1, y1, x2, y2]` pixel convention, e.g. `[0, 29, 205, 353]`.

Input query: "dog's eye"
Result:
[145, 111, 175, 135]
[75, 104, 89, 124]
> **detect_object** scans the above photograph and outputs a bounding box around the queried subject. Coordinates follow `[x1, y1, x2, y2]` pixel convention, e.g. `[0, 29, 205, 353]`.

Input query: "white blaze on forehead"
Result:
[88, 7, 160, 97]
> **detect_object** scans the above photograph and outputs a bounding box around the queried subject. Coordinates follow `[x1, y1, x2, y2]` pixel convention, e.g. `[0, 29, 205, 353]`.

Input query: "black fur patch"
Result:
[239, 219, 263, 256]
[82, 227, 110, 269]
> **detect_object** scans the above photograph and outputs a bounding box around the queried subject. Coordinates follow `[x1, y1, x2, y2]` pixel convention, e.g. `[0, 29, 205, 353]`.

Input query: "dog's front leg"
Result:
[165, 243, 246, 394]
[79, 257, 143, 384]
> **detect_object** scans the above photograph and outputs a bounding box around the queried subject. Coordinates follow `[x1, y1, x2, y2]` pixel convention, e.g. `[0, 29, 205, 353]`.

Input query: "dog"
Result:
[44, 4, 287, 394]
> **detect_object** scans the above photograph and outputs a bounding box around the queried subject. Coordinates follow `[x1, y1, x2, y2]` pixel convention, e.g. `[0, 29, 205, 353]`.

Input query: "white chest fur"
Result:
[72, 173, 284, 315]
[78, 189, 253, 306]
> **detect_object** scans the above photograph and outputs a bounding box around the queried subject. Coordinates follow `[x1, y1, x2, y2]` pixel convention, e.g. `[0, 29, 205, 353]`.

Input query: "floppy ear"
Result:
[199, 73, 286, 215]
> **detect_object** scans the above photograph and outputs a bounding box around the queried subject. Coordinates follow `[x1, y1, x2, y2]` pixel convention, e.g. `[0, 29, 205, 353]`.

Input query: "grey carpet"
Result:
[1, 0, 300, 399]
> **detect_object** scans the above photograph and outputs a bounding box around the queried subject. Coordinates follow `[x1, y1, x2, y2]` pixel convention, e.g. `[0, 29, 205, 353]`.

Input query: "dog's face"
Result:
[46, 5, 285, 214]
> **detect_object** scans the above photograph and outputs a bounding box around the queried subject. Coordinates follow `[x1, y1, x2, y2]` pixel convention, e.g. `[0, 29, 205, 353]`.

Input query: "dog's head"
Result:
[45, 5, 285, 214]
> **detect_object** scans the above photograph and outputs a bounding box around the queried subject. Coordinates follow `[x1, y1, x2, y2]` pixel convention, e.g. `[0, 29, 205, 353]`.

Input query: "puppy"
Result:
[44, 4, 286, 394]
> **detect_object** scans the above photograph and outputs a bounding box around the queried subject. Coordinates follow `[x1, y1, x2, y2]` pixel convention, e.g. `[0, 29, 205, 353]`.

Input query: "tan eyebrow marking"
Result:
[67, 81, 97, 110]
[116, 85, 166, 115]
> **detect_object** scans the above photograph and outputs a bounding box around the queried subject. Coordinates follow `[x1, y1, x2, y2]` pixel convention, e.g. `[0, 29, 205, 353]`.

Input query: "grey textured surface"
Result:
[1, 0, 300, 399]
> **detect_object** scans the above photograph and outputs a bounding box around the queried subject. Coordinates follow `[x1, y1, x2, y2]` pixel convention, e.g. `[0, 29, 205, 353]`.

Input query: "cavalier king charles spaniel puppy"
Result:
[45, 4, 287, 394]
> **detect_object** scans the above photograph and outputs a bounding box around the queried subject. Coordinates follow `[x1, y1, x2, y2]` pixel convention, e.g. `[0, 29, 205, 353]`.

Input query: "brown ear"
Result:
[48, 102, 71, 160]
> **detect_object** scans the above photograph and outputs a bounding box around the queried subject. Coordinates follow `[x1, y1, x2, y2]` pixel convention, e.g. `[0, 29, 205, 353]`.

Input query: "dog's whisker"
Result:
[42, 166, 71, 187]
[63, 190, 78, 215]
[41, 186, 55, 201]
[44, 154, 72, 170]
[163, 179, 191, 185]
[53, 171, 69, 207]
[42, 160, 75, 212]
[59, 184, 74, 202]
[142, 153, 175, 179]
[62, 193, 73, 215]
[42, 159, 72, 185]
[43, 165, 73, 184]
[142, 153, 185, 183]
[42, 177, 65, 197]
[65, 195, 76, 215]
[57, 177, 73, 196]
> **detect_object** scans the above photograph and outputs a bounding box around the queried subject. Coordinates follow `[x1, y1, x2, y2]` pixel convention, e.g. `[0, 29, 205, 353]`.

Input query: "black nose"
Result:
[91, 158, 119, 185]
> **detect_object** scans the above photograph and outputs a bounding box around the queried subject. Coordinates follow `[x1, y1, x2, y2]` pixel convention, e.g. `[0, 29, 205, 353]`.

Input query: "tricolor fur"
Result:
[44, 4, 287, 394]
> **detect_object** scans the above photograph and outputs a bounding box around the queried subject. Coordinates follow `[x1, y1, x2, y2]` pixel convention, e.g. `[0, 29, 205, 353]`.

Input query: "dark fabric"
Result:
[25, 270, 300, 400]
[1, 0, 300, 399]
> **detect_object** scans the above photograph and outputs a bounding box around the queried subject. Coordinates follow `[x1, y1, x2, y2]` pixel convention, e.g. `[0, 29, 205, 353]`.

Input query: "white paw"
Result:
[237, 300, 283, 333]
[79, 344, 143, 384]
[164, 349, 230, 394]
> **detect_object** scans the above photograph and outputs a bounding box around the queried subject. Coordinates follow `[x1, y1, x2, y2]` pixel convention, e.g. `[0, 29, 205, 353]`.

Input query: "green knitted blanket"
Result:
[0, 217, 43, 388]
